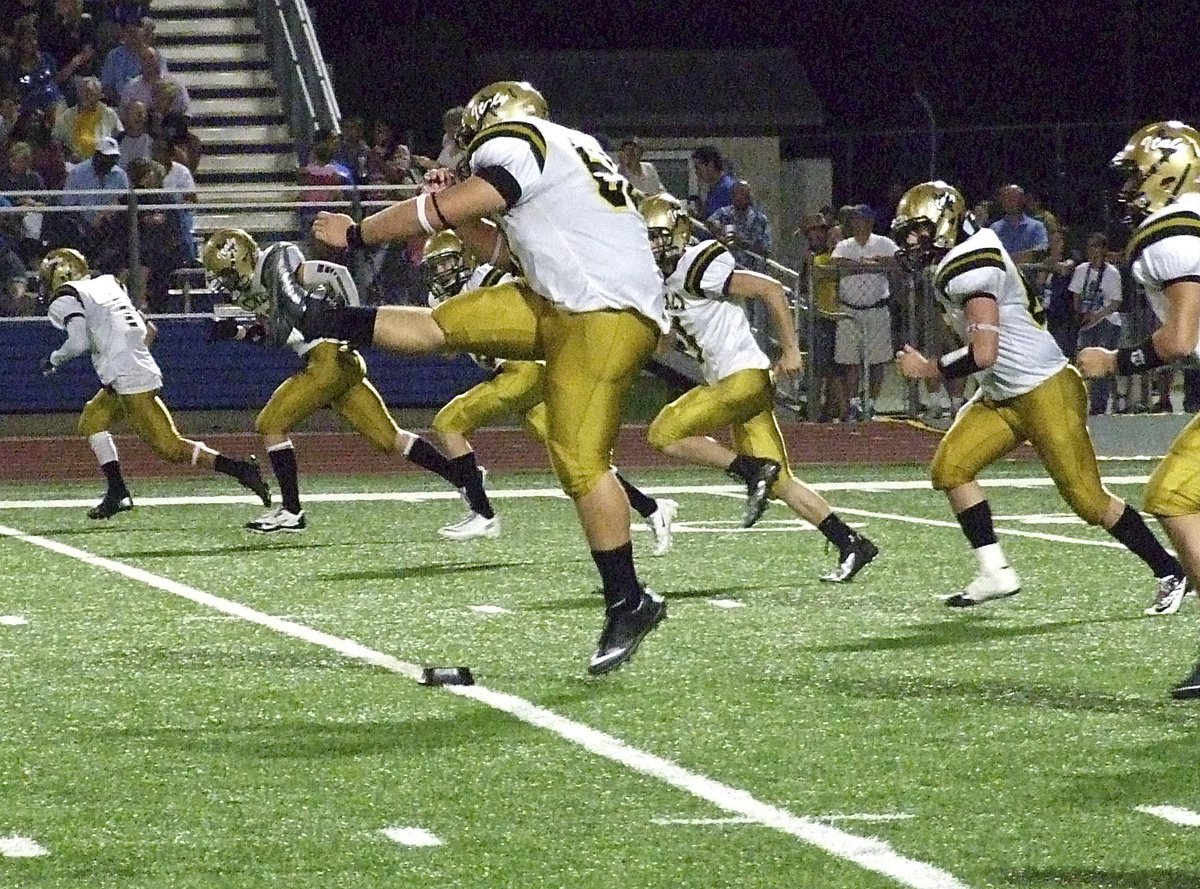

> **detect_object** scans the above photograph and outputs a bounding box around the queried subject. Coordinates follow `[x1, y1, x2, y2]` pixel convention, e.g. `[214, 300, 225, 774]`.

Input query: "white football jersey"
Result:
[468, 116, 668, 331]
[932, 227, 1066, 400]
[249, 243, 360, 356]
[1128, 192, 1200, 361]
[48, 274, 161, 394]
[664, 240, 771, 385]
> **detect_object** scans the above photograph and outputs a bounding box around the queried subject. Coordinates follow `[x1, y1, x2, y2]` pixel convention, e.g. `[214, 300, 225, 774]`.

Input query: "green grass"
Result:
[1, 462, 1198, 888]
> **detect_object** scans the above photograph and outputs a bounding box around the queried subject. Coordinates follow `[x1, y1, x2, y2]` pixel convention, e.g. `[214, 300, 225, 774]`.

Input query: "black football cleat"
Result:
[87, 493, 133, 520]
[588, 588, 666, 676]
[1170, 660, 1200, 700]
[233, 456, 272, 507]
[821, 534, 879, 583]
[741, 459, 781, 528]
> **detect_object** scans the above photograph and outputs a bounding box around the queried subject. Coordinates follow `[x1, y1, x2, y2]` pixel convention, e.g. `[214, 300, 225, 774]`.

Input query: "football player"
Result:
[265, 81, 667, 675]
[891, 180, 1186, 609]
[422, 229, 679, 553]
[641, 194, 879, 581]
[200, 228, 466, 533]
[39, 248, 271, 518]
[1076, 121, 1200, 697]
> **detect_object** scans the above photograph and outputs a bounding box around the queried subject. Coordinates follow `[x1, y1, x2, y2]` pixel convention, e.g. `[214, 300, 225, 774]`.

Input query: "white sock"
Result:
[88, 431, 118, 465]
[974, 543, 1009, 573]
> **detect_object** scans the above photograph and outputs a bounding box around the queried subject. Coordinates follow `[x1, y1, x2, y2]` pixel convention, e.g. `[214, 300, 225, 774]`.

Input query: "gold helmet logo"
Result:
[640, 193, 693, 271]
[421, 230, 476, 306]
[456, 81, 548, 150]
[1111, 120, 1200, 226]
[38, 247, 90, 294]
[890, 181, 970, 271]
[200, 228, 263, 311]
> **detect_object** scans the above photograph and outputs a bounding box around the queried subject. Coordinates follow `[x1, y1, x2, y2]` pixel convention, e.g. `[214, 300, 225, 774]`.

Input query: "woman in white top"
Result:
[1070, 231, 1124, 414]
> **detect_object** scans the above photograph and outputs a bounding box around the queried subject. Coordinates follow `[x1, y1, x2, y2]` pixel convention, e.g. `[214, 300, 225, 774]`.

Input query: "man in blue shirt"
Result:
[706, 180, 773, 271]
[62, 136, 129, 263]
[691, 145, 737, 220]
[989, 183, 1049, 265]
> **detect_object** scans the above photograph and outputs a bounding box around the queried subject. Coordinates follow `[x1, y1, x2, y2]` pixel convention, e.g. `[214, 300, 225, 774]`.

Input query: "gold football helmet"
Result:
[640, 193, 693, 270]
[421, 230, 475, 305]
[456, 81, 549, 150]
[200, 228, 263, 310]
[38, 247, 90, 294]
[1110, 120, 1200, 226]
[890, 181, 971, 271]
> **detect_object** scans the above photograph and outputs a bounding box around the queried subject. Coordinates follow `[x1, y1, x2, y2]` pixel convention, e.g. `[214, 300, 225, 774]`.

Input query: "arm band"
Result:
[346, 223, 365, 251]
[415, 193, 437, 235]
[429, 192, 450, 228]
[1116, 338, 1167, 376]
[937, 344, 983, 379]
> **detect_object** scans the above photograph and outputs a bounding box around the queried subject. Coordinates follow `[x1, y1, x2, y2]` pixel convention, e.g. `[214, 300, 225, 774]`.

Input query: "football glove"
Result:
[41, 357, 56, 376]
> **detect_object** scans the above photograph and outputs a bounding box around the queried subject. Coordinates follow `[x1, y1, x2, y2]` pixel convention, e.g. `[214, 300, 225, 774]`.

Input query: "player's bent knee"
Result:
[151, 436, 192, 464]
[930, 456, 970, 492]
[647, 413, 680, 452]
[432, 406, 469, 437]
[548, 444, 606, 500]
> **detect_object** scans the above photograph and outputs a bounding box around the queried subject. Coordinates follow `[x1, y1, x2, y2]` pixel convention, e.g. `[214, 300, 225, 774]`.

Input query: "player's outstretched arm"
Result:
[728, 269, 803, 377]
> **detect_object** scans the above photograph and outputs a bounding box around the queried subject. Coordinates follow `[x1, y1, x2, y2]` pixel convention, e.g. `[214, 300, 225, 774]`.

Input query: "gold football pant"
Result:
[647, 367, 794, 496]
[931, 366, 1111, 524]
[78, 388, 193, 463]
[433, 282, 657, 498]
[432, 360, 549, 444]
[1146, 412, 1200, 516]
[255, 341, 400, 452]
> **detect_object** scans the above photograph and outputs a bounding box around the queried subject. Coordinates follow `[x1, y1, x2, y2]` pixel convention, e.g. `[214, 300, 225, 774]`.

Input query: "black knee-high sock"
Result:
[101, 460, 129, 498]
[956, 500, 998, 549]
[592, 541, 642, 610]
[213, 454, 243, 479]
[817, 513, 856, 550]
[616, 472, 657, 519]
[449, 452, 494, 519]
[1108, 504, 1184, 578]
[317, 306, 377, 347]
[406, 437, 460, 488]
[268, 446, 302, 514]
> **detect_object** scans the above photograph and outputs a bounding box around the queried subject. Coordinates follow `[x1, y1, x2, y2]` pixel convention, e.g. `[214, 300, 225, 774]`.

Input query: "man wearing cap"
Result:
[830, 204, 899, 420]
[61, 135, 129, 261]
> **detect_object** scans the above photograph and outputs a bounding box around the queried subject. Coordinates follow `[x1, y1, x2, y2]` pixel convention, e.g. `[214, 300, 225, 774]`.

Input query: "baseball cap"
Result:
[96, 136, 120, 156]
[850, 203, 875, 219]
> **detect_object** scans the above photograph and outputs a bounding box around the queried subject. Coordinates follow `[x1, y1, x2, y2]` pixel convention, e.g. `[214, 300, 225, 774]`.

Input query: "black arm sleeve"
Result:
[475, 165, 522, 209]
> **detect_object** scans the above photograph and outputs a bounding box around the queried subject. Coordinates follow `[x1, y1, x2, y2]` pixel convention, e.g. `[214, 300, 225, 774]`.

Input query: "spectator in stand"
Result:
[1070, 231, 1124, 415]
[989, 183, 1048, 265]
[151, 133, 196, 262]
[706, 179, 772, 271]
[972, 199, 994, 229]
[61, 134, 127, 261]
[362, 118, 394, 196]
[99, 19, 157, 107]
[0, 90, 20, 147]
[1039, 224, 1079, 359]
[297, 126, 351, 231]
[691, 144, 737, 219]
[147, 80, 200, 173]
[1026, 186, 1061, 239]
[52, 75, 120, 162]
[109, 2, 151, 26]
[830, 204, 899, 421]
[0, 194, 30, 314]
[797, 212, 843, 421]
[616, 136, 663, 196]
[0, 140, 49, 264]
[39, 0, 98, 105]
[5, 18, 64, 116]
[125, 155, 188, 311]
[333, 115, 368, 183]
[12, 106, 67, 190]
[120, 46, 187, 117]
[435, 105, 464, 170]
[116, 98, 151, 168]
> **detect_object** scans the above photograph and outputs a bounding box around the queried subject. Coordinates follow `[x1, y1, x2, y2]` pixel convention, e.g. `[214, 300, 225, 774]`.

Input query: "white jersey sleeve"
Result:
[680, 241, 736, 299]
[1128, 196, 1200, 359]
[60, 275, 162, 393]
[469, 125, 545, 203]
[47, 291, 86, 330]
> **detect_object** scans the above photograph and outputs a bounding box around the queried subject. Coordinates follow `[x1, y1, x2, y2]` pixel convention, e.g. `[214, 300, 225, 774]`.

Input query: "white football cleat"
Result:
[943, 565, 1021, 607]
[439, 512, 501, 540]
[1145, 574, 1188, 616]
[647, 499, 679, 557]
[245, 507, 306, 534]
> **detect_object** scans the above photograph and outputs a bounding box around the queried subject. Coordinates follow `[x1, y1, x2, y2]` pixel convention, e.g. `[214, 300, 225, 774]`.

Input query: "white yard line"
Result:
[0, 835, 49, 857]
[834, 508, 1128, 551]
[469, 605, 511, 615]
[380, 826, 443, 847]
[0, 615, 28, 626]
[708, 599, 745, 609]
[1135, 805, 1200, 827]
[0, 522, 971, 889]
[0, 474, 1155, 512]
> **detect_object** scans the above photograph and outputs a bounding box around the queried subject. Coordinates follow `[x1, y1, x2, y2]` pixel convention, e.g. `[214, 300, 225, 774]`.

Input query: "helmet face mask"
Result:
[38, 248, 90, 295]
[1109, 121, 1200, 227]
[421, 231, 474, 304]
[890, 181, 969, 272]
[200, 228, 263, 311]
[892, 219, 938, 273]
[639, 194, 692, 271]
[457, 81, 548, 150]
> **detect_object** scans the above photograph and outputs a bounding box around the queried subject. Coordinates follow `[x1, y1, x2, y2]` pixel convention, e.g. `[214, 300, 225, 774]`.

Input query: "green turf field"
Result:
[1, 462, 1198, 888]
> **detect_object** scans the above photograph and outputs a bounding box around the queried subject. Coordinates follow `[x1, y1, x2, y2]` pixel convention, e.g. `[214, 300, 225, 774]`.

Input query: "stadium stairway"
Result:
[152, 0, 300, 243]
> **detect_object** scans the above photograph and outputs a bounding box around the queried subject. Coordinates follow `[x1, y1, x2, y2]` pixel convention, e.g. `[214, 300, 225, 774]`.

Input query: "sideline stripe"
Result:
[1136, 805, 1200, 827]
[0, 474, 1154, 511]
[0, 835, 49, 857]
[0, 522, 970, 889]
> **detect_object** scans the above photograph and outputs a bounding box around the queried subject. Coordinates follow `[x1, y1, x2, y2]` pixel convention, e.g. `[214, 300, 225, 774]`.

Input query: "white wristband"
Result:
[415, 193, 436, 235]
